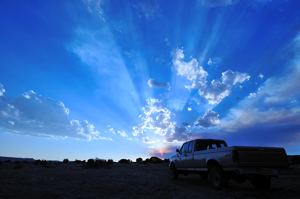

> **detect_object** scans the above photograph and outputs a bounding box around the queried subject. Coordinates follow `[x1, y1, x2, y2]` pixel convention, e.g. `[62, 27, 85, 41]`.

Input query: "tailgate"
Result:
[235, 146, 289, 167]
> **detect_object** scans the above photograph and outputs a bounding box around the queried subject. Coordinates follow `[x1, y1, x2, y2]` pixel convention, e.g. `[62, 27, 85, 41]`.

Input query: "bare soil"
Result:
[0, 163, 299, 199]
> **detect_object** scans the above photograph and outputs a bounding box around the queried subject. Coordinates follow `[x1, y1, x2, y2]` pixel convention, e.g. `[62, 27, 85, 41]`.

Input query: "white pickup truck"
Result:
[169, 139, 289, 190]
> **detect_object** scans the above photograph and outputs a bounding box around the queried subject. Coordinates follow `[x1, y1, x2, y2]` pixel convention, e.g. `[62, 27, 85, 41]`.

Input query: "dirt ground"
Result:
[0, 163, 299, 199]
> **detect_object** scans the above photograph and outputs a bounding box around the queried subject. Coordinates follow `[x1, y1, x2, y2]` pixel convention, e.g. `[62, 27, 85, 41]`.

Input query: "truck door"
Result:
[176, 141, 194, 169]
[175, 142, 188, 168]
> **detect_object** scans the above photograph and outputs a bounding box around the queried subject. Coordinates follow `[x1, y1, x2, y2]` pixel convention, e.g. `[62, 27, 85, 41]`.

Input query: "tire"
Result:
[200, 173, 208, 180]
[250, 176, 271, 190]
[170, 164, 178, 180]
[209, 166, 228, 190]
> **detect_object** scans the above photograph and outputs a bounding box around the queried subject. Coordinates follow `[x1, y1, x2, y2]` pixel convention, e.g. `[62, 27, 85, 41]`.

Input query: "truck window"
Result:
[196, 140, 208, 151]
[188, 142, 193, 153]
[180, 143, 188, 154]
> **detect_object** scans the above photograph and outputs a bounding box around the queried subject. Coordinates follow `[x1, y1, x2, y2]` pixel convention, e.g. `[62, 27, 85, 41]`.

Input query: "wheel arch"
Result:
[207, 159, 222, 173]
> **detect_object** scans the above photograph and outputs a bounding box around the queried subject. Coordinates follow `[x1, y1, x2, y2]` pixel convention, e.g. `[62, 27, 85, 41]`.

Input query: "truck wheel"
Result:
[170, 165, 178, 180]
[250, 176, 271, 189]
[209, 166, 228, 190]
[200, 173, 208, 180]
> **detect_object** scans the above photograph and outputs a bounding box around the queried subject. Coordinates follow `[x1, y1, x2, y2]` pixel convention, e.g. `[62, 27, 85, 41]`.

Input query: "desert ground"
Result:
[0, 162, 299, 199]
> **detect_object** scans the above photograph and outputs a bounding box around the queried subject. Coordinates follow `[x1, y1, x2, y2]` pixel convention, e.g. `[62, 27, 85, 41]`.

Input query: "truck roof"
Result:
[183, 139, 226, 144]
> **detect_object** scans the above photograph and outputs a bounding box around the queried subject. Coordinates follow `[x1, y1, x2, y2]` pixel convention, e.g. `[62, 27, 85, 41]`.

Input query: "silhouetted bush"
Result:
[4, 160, 11, 163]
[107, 159, 113, 165]
[63, 159, 69, 163]
[34, 160, 41, 165]
[75, 159, 83, 164]
[291, 156, 300, 164]
[136, 158, 143, 163]
[0, 161, 3, 164]
[118, 159, 131, 164]
[22, 161, 29, 164]
[84, 158, 107, 169]
[40, 160, 48, 166]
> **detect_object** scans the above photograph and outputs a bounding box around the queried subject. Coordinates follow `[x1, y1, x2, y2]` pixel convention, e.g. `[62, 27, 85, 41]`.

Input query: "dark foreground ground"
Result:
[0, 163, 299, 199]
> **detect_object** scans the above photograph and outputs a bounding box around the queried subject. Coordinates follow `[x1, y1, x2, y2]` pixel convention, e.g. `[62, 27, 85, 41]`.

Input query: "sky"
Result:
[1, 0, 300, 161]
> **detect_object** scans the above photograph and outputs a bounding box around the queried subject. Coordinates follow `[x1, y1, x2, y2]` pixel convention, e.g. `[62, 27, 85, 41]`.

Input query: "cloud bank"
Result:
[0, 87, 111, 141]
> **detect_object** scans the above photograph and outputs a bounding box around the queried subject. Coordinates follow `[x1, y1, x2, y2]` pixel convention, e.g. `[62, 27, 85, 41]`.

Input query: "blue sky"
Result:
[1, 0, 300, 161]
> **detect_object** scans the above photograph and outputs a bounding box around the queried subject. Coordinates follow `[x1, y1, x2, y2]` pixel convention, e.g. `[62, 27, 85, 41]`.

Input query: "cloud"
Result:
[108, 127, 116, 134]
[83, 0, 106, 22]
[142, 136, 155, 144]
[164, 126, 190, 143]
[138, 0, 159, 19]
[132, 126, 143, 136]
[259, 73, 264, 79]
[248, 93, 256, 98]
[147, 78, 171, 90]
[118, 130, 128, 137]
[133, 98, 176, 136]
[207, 58, 213, 65]
[172, 48, 208, 90]
[199, 70, 250, 104]
[201, 0, 239, 7]
[187, 107, 192, 111]
[220, 59, 300, 132]
[0, 89, 111, 141]
[207, 57, 221, 66]
[172, 49, 249, 104]
[195, 109, 220, 128]
[0, 84, 5, 96]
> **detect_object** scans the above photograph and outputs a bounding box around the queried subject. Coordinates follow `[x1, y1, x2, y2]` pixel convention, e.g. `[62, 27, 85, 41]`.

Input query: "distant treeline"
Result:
[0, 156, 170, 167]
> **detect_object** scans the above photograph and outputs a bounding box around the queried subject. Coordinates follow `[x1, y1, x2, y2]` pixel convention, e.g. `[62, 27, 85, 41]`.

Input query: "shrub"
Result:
[107, 159, 114, 165]
[0, 161, 3, 164]
[22, 161, 29, 164]
[75, 159, 82, 164]
[14, 161, 21, 165]
[40, 160, 47, 166]
[136, 158, 143, 163]
[34, 160, 41, 165]
[118, 159, 130, 164]
[84, 158, 107, 169]
[291, 156, 300, 165]
[63, 159, 69, 163]
[4, 160, 11, 163]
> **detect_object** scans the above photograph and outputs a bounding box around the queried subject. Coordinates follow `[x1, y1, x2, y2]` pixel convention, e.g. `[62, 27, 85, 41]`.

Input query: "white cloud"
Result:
[108, 127, 115, 134]
[118, 130, 128, 137]
[221, 58, 300, 132]
[147, 78, 171, 90]
[188, 107, 192, 111]
[207, 58, 213, 65]
[164, 126, 190, 143]
[132, 126, 143, 136]
[199, 70, 250, 104]
[142, 136, 155, 144]
[83, 0, 106, 22]
[195, 109, 220, 128]
[248, 93, 256, 98]
[172, 49, 249, 104]
[0, 90, 111, 141]
[0, 84, 5, 96]
[133, 98, 176, 136]
[148, 146, 155, 148]
[259, 73, 264, 79]
[172, 48, 208, 90]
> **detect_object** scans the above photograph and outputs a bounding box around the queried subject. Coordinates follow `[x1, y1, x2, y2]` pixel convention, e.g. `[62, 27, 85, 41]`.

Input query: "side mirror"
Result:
[176, 149, 180, 153]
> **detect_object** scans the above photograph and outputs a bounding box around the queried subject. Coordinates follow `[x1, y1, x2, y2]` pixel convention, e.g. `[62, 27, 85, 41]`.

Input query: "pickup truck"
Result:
[169, 139, 289, 190]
